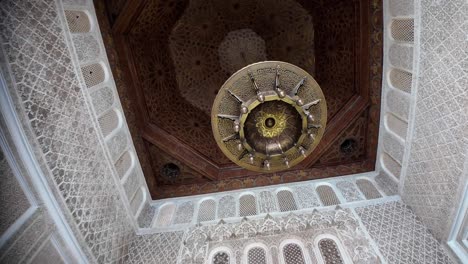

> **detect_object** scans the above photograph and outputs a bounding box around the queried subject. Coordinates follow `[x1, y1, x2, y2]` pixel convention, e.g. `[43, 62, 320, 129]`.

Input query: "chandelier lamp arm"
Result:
[228, 90, 244, 104]
[247, 70, 265, 103]
[292, 76, 307, 95]
[275, 65, 286, 98]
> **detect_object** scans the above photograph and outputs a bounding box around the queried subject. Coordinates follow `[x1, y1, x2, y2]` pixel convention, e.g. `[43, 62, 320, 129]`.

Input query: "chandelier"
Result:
[211, 61, 327, 172]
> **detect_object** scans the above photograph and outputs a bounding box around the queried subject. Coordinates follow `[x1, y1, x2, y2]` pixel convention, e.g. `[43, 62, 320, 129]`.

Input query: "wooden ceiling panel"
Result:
[95, 0, 383, 199]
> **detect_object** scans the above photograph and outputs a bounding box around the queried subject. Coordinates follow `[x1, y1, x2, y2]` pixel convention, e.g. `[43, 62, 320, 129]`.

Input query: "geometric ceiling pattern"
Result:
[98, 0, 383, 199]
[168, 0, 315, 114]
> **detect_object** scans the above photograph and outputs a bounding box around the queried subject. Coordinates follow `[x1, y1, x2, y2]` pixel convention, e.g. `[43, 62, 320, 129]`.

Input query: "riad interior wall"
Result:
[401, 0, 468, 241]
[0, 0, 140, 262]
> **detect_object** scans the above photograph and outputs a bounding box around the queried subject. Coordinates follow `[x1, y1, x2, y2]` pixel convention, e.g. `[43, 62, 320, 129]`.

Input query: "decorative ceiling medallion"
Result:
[211, 61, 327, 172]
[218, 28, 267, 74]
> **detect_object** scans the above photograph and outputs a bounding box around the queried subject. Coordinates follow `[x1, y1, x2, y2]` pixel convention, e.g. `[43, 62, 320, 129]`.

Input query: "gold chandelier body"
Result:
[211, 61, 327, 172]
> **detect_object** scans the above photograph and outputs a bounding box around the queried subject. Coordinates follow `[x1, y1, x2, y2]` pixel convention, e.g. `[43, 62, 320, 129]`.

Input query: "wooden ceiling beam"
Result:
[300, 94, 369, 167]
[142, 124, 219, 181]
[111, 0, 147, 34]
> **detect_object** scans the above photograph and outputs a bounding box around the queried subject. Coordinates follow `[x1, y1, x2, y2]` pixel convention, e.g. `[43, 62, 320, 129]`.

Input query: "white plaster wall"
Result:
[376, 0, 416, 191]
[61, 0, 153, 226]
[397, 0, 468, 244]
[0, 0, 145, 262]
[0, 113, 80, 263]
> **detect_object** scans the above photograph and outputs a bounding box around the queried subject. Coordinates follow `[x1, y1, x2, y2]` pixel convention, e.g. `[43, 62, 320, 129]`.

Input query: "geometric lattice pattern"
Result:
[127, 232, 184, 264]
[356, 179, 382, 200]
[180, 206, 380, 264]
[98, 109, 119, 137]
[316, 185, 340, 206]
[401, 0, 467, 240]
[355, 202, 454, 264]
[389, 68, 412, 93]
[212, 252, 229, 264]
[4, 2, 463, 264]
[64, 10, 91, 33]
[218, 28, 267, 75]
[148, 175, 394, 229]
[247, 247, 267, 264]
[169, 0, 314, 115]
[277, 190, 298, 212]
[283, 244, 306, 264]
[81, 63, 105, 88]
[239, 194, 257, 217]
[0, 1, 135, 262]
[318, 239, 344, 264]
[390, 19, 414, 42]
[198, 199, 216, 222]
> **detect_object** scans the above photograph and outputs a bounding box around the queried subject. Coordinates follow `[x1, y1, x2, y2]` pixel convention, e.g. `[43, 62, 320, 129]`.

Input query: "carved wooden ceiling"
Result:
[95, 0, 383, 199]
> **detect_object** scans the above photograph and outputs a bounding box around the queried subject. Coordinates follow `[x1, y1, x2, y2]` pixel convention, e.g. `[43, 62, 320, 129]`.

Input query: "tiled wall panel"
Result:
[356, 201, 453, 264]
[402, 0, 468, 240]
[127, 232, 184, 264]
[0, 0, 136, 262]
[0, 149, 30, 235]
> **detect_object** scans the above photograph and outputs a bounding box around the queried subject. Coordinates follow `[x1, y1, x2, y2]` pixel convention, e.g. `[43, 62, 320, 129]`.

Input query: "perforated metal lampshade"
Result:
[211, 61, 327, 172]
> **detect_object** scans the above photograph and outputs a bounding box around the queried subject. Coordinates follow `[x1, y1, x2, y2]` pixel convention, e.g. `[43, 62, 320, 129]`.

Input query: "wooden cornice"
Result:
[142, 124, 219, 180]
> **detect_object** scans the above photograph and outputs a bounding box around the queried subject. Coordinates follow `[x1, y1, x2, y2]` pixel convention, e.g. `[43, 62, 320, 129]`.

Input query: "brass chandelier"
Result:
[211, 61, 327, 172]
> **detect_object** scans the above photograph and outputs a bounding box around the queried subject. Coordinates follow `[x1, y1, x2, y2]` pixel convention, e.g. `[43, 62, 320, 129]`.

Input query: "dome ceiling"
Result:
[97, 0, 383, 199]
